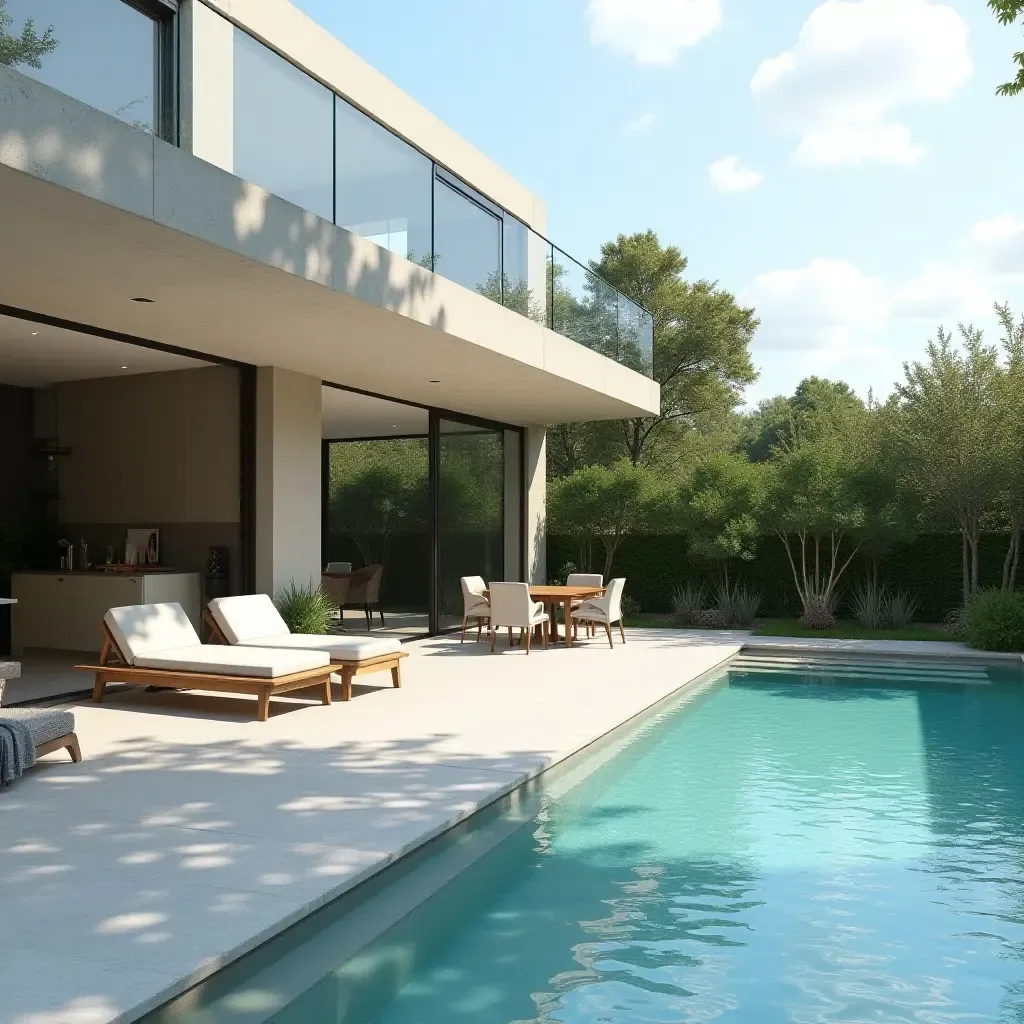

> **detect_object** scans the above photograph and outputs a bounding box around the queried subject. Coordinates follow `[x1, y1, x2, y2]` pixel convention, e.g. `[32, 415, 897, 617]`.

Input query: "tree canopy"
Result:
[0, 0, 57, 70]
[989, 0, 1024, 96]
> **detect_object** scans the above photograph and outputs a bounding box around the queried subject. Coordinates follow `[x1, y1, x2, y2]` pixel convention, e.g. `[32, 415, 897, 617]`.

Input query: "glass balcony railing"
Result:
[227, 16, 655, 377]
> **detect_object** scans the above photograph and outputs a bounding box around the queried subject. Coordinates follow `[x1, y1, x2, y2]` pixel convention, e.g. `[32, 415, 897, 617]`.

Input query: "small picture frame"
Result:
[126, 528, 160, 565]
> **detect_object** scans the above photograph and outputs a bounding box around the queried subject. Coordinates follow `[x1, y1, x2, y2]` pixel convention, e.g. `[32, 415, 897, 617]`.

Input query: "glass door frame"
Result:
[427, 409, 524, 636]
[321, 382, 525, 638]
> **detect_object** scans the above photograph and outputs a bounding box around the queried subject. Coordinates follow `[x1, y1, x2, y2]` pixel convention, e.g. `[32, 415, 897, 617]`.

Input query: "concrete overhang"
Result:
[0, 69, 660, 426]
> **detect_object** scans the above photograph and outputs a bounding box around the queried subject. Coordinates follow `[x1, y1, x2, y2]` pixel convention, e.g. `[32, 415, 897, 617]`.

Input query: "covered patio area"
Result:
[0, 630, 739, 1024]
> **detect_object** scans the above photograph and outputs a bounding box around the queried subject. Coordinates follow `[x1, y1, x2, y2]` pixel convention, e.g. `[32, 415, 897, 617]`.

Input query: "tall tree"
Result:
[891, 324, 1007, 605]
[547, 460, 668, 579]
[989, 0, 1024, 96]
[550, 231, 758, 473]
[0, 0, 57, 69]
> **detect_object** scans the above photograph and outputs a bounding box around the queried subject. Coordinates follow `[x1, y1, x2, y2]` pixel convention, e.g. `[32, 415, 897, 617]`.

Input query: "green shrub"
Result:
[965, 589, 1024, 651]
[275, 580, 337, 635]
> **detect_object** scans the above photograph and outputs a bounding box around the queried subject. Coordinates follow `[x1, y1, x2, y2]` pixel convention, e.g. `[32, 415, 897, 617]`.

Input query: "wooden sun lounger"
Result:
[76, 624, 336, 722]
[202, 608, 407, 702]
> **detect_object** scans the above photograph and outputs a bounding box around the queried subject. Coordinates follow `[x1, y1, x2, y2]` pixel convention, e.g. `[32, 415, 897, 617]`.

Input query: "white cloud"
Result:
[751, 0, 972, 166]
[892, 261, 993, 320]
[740, 259, 889, 352]
[967, 214, 1024, 277]
[709, 155, 763, 192]
[587, 0, 722, 66]
[626, 112, 657, 132]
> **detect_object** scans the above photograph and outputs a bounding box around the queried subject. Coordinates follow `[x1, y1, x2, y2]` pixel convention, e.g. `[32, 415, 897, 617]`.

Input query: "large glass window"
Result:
[433, 178, 502, 299]
[1, 0, 162, 135]
[335, 98, 433, 267]
[437, 420, 505, 630]
[232, 28, 334, 220]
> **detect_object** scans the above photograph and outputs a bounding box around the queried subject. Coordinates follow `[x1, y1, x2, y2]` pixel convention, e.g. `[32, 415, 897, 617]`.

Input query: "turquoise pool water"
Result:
[184, 666, 1024, 1023]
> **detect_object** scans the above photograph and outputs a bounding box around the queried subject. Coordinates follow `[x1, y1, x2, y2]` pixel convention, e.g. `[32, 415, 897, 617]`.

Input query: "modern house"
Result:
[0, 0, 659, 645]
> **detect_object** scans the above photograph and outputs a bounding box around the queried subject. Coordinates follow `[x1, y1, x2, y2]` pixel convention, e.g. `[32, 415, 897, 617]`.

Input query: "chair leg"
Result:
[604, 622, 614, 649]
[619, 619, 626, 643]
[65, 733, 82, 763]
[461, 616, 468, 643]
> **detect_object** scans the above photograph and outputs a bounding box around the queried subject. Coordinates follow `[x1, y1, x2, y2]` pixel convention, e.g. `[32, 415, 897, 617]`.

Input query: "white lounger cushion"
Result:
[238, 634, 402, 663]
[105, 603, 203, 666]
[209, 594, 401, 663]
[134, 645, 329, 678]
[208, 594, 290, 645]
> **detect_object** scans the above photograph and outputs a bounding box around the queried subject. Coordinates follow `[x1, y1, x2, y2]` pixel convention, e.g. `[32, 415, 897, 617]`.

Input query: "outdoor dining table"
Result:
[484, 584, 604, 648]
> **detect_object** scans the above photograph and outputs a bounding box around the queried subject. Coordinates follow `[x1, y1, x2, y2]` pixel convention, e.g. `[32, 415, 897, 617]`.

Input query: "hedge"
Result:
[547, 533, 1014, 623]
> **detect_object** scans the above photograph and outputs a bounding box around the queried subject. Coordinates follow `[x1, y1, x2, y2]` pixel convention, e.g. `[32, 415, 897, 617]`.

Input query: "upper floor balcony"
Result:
[0, 0, 653, 380]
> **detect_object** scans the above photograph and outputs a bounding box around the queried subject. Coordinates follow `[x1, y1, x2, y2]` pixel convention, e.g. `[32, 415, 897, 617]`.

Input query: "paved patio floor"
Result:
[1, 629, 740, 1024]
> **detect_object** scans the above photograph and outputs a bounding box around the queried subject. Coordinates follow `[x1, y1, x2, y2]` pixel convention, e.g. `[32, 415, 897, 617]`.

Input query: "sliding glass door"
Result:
[436, 418, 505, 631]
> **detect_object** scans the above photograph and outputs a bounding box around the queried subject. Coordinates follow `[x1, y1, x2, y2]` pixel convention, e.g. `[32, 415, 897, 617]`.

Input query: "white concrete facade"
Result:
[255, 368, 323, 595]
[0, 0, 658, 602]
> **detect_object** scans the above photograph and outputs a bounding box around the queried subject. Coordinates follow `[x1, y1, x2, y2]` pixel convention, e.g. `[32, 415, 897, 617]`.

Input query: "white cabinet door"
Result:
[68, 576, 142, 653]
[11, 575, 71, 651]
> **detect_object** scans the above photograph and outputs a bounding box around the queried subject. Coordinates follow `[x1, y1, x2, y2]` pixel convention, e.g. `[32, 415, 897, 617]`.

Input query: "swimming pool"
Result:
[154, 659, 1024, 1023]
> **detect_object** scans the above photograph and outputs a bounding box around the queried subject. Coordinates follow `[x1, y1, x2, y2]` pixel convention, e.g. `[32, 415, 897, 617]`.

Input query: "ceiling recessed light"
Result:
[131, 297, 154, 303]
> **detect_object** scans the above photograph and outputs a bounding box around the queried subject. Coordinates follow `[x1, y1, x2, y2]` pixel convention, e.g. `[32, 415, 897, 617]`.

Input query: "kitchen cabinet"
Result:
[11, 572, 201, 654]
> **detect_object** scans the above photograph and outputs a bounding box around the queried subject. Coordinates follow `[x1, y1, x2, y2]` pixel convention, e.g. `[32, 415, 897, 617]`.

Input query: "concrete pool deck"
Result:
[1, 629, 742, 1024]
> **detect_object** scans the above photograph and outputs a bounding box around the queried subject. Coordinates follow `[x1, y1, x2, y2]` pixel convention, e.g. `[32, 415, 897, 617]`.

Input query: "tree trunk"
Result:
[961, 530, 970, 608]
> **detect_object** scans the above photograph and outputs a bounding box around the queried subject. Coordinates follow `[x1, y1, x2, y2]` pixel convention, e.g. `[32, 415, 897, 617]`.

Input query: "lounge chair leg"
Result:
[525, 628, 531, 655]
[322, 676, 332, 706]
[605, 622, 614, 649]
[619, 620, 626, 643]
[65, 733, 82, 763]
[391, 661, 402, 688]
[92, 674, 106, 704]
[341, 669, 353, 702]
[461, 616, 468, 643]
[257, 688, 271, 722]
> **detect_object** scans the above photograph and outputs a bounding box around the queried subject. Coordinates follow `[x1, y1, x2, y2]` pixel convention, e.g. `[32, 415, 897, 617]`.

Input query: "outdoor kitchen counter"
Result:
[10, 571, 200, 654]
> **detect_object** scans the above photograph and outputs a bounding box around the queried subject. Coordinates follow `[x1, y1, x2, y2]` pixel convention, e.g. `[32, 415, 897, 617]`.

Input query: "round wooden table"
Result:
[484, 585, 604, 648]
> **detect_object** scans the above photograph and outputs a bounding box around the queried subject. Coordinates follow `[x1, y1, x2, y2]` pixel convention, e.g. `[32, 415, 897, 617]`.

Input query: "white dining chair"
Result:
[488, 582, 549, 654]
[567, 573, 603, 638]
[573, 578, 627, 648]
[460, 575, 490, 642]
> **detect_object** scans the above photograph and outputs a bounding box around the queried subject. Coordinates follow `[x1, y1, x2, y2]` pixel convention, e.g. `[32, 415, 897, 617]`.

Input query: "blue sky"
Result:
[294, 0, 1024, 405]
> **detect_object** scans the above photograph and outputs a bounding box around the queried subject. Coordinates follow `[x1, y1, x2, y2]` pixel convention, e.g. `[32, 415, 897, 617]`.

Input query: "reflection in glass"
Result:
[551, 248, 619, 358]
[433, 179, 501, 298]
[335, 98, 433, 267]
[2, 0, 159, 134]
[233, 28, 334, 220]
[502, 219, 551, 326]
[618, 295, 654, 376]
[438, 422, 504, 630]
[326, 438, 430, 636]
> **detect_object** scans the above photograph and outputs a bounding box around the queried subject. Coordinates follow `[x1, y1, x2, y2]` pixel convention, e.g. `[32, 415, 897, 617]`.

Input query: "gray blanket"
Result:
[0, 717, 35, 786]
